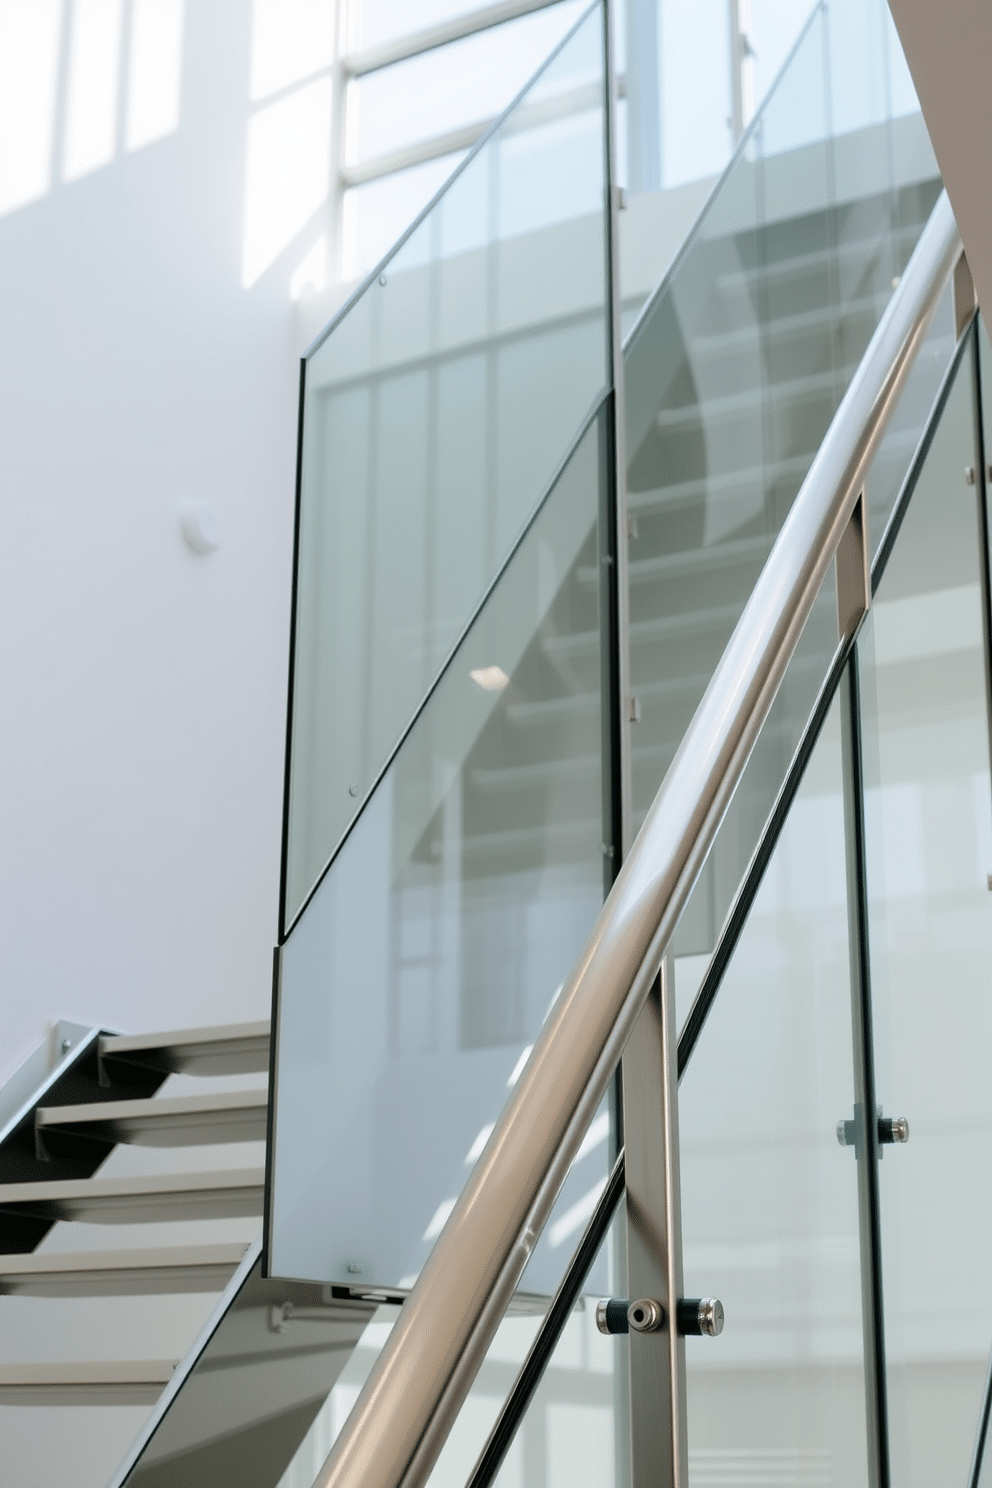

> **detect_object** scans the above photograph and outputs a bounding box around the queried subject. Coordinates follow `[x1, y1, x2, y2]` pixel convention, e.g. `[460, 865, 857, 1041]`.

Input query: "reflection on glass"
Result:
[273, 1214, 621, 1488]
[621, 1, 941, 954]
[865, 284, 955, 560]
[272, 408, 611, 1298]
[857, 342, 992, 1488]
[120, 1254, 375, 1487]
[287, 3, 609, 924]
[679, 691, 869, 1486]
[672, 569, 839, 977]
[618, 0, 935, 331]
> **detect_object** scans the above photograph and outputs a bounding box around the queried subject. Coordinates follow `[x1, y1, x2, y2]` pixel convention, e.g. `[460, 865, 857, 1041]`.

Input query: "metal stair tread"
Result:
[0, 1243, 250, 1296]
[0, 1359, 178, 1405]
[36, 1088, 268, 1147]
[99, 1019, 270, 1077]
[0, 1167, 266, 1223]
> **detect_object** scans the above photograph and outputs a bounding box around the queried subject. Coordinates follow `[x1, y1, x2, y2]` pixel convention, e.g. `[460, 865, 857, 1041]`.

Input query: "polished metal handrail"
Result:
[313, 191, 961, 1488]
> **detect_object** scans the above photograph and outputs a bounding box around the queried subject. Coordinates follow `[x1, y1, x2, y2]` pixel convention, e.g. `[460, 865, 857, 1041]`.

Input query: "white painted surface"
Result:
[0, 2, 328, 1087]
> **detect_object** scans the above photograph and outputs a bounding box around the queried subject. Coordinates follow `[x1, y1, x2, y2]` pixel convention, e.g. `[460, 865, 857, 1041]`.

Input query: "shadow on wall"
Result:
[0, 0, 338, 298]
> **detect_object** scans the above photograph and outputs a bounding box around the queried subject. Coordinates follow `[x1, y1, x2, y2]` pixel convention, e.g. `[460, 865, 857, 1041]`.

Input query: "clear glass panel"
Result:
[865, 283, 955, 561]
[272, 405, 612, 1297]
[622, 1, 941, 876]
[114, 1254, 374, 1486]
[273, 1210, 623, 1488]
[672, 567, 839, 975]
[342, 153, 469, 283]
[679, 689, 870, 1486]
[749, 0, 820, 112]
[287, 3, 609, 924]
[348, 4, 587, 165]
[619, 0, 937, 357]
[858, 341, 992, 1487]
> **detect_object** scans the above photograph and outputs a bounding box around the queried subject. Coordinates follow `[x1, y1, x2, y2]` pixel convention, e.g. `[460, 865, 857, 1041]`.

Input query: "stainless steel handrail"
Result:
[313, 191, 961, 1488]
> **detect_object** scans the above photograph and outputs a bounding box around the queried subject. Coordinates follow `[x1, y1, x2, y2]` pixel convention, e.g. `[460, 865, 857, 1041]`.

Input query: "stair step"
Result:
[627, 453, 812, 513]
[578, 534, 770, 589]
[99, 1019, 270, 1078]
[0, 1243, 250, 1296]
[653, 367, 851, 435]
[0, 1360, 176, 1405]
[37, 1090, 268, 1149]
[544, 601, 742, 662]
[716, 223, 919, 293]
[690, 292, 886, 359]
[0, 1168, 265, 1224]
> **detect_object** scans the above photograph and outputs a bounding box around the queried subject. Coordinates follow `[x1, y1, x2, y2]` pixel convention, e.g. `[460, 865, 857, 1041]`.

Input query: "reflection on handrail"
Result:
[312, 192, 961, 1488]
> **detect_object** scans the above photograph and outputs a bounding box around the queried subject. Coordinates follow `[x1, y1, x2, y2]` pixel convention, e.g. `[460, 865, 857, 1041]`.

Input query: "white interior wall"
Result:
[0, 0, 343, 1085]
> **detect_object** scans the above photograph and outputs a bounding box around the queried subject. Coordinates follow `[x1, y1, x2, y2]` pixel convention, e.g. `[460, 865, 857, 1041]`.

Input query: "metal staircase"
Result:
[0, 5, 968, 1485]
[0, 1022, 269, 1471]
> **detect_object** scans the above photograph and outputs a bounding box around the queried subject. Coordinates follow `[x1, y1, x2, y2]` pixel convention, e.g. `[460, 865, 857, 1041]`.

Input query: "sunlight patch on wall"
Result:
[0, 0, 62, 217]
[125, 0, 185, 151]
[291, 234, 327, 299]
[250, 0, 335, 102]
[63, 0, 124, 181]
[242, 76, 332, 288]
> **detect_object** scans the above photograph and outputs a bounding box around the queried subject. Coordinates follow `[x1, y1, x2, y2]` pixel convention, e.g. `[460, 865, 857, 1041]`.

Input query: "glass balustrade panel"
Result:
[670, 565, 839, 978]
[857, 338, 992, 1488]
[348, 4, 587, 167]
[679, 688, 870, 1487]
[287, 1, 610, 926]
[622, 1, 940, 868]
[272, 404, 612, 1300]
[269, 1208, 623, 1488]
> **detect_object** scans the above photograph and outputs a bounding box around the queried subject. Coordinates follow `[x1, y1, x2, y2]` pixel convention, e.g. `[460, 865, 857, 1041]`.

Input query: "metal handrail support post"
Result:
[310, 191, 961, 1488]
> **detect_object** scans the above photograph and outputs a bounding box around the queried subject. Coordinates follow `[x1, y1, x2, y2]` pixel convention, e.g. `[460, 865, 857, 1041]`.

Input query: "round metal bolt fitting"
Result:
[595, 1298, 631, 1336]
[348, 783, 359, 797]
[627, 1298, 664, 1334]
[890, 1115, 909, 1143]
[698, 1298, 724, 1337]
[966, 466, 976, 485]
[678, 1297, 725, 1337]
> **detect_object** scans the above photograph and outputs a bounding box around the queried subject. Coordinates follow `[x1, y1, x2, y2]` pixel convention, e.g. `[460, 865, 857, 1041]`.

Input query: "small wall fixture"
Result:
[179, 498, 221, 556]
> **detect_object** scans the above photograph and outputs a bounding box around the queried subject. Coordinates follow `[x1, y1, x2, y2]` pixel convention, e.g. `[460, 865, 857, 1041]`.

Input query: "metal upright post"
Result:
[601, 0, 633, 874]
[728, 0, 754, 143]
[840, 651, 891, 1488]
[621, 958, 689, 1488]
[601, 11, 634, 1482]
[964, 319, 992, 816]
